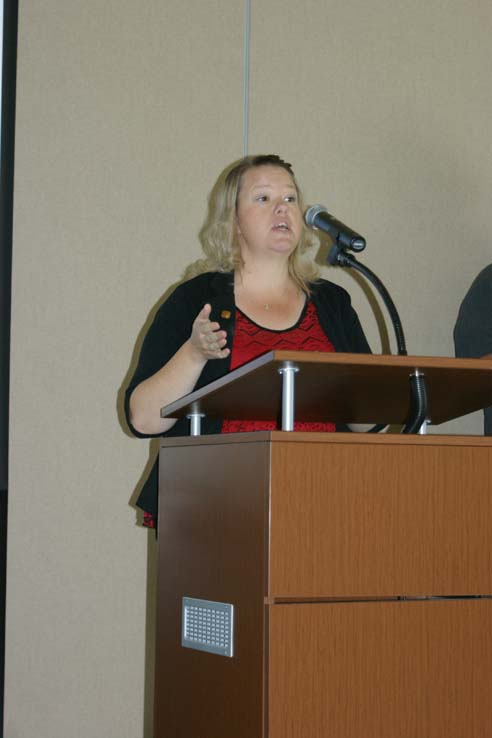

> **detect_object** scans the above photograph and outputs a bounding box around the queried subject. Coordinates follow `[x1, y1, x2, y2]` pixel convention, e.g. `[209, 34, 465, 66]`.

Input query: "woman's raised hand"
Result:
[189, 304, 230, 361]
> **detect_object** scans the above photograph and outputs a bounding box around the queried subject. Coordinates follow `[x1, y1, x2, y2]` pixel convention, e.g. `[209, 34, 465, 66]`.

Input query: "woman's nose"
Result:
[274, 199, 287, 213]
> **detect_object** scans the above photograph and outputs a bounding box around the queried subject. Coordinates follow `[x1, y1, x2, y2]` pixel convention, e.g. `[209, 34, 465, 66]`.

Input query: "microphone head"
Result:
[304, 204, 327, 228]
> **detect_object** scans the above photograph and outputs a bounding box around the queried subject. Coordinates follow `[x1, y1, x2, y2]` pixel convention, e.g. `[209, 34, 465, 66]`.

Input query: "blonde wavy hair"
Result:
[187, 154, 320, 293]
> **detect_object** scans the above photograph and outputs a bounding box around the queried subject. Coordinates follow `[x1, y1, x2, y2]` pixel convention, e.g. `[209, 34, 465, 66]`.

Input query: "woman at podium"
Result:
[124, 154, 370, 527]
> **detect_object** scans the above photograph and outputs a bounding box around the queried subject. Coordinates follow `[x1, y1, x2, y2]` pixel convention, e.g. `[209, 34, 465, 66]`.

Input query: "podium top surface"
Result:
[160, 350, 492, 426]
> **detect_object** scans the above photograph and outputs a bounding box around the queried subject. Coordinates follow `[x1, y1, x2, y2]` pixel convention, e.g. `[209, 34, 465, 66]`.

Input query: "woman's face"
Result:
[235, 165, 303, 264]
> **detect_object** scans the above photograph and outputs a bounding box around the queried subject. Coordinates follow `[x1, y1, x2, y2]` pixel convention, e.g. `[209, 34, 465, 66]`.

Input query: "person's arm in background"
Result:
[454, 265, 492, 359]
[454, 264, 492, 435]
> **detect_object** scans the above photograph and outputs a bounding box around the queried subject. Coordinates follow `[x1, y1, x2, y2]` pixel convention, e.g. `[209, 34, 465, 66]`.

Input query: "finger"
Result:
[205, 334, 222, 350]
[205, 333, 228, 353]
[207, 346, 230, 359]
[203, 330, 226, 346]
[197, 303, 212, 320]
[201, 321, 221, 336]
[209, 341, 227, 354]
[196, 305, 216, 331]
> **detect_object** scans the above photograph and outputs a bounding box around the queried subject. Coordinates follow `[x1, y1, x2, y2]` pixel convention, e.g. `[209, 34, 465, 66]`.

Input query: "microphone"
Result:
[304, 204, 366, 252]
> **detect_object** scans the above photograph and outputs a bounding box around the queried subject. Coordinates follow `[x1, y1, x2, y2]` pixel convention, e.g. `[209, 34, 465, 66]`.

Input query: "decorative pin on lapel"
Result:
[221, 310, 231, 319]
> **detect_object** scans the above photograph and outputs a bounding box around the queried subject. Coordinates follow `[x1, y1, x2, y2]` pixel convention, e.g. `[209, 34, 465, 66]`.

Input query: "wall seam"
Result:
[243, 0, 251, 155]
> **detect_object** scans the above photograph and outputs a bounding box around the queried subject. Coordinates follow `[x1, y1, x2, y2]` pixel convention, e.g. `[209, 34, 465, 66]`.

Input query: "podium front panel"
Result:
[154, 432, 492, 738]
[268, 434, 492, 598]
[268, 598, 492, 738]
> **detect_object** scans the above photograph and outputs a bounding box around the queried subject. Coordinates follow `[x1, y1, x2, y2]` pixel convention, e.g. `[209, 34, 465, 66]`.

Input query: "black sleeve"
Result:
[454, 265, 492, 359]
[313, 279, 371, 354]
[124, 285, 196, 437]
[339, 289, 371, 354]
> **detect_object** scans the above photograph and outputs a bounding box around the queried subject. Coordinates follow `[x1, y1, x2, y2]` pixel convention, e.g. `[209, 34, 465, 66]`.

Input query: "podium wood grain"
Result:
[154, 432, 492, 737]
[268, 436, 492, 597]
[268, 599, 492, 738]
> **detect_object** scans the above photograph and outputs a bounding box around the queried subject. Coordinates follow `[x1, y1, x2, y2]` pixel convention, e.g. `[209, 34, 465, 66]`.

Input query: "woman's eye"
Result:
[256, 195, 268, 202]
[284, 195, 297, 203]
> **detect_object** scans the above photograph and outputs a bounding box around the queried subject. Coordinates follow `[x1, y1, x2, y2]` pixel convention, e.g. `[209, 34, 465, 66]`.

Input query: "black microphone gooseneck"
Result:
[327, 245, 407, 356]
[313, 216, 428, 433]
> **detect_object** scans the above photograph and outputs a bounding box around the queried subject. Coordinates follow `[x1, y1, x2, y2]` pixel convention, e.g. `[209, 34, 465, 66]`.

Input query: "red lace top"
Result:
[222, 301, 336, 433]
[142, 300, 336, 529]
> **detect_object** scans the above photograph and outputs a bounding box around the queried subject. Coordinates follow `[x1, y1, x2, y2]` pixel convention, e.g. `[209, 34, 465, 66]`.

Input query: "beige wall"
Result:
[248, 0, 492, 433]
[5, 1, 492, 736]
[5, 3, 244, 737]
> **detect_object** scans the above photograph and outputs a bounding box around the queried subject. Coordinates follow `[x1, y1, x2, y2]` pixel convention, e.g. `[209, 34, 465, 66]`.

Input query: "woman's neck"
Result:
[235, 262, 293, 295]
[234, 265, 305, 328]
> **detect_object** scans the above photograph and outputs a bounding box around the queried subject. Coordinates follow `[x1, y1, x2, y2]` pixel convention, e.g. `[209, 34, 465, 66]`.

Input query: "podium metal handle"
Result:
[278, 362, 300, 431]
[187, 412, 205, 436]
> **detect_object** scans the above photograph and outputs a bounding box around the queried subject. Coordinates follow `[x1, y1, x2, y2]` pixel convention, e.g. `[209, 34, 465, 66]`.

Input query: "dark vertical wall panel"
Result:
[1, 1, 18, 733]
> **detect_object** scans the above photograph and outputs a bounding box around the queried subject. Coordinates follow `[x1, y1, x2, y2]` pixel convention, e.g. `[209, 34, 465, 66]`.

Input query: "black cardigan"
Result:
[125, 271, 371, 518]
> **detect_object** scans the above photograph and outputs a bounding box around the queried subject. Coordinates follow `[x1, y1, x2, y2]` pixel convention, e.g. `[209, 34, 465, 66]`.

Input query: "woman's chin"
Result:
[268, 238, 298, 255]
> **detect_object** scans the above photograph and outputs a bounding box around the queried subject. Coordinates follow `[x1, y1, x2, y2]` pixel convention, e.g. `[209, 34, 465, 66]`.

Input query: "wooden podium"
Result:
[154, 352, 492, 738]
